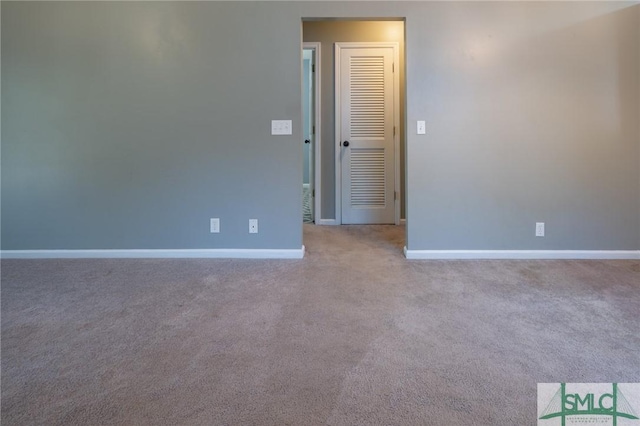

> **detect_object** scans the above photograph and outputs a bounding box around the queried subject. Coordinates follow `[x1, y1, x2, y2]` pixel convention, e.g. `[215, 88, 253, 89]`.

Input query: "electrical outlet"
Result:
[536, 222, 545, 237]
[210, 218, 220, 233]
[249, 219, 258, 234]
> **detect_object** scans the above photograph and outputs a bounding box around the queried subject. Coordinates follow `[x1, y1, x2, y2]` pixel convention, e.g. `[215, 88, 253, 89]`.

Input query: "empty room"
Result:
[1, 1, 639, 425]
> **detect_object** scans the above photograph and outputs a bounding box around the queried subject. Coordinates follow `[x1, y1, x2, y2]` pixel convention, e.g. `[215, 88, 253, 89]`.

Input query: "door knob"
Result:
[342, 141, 350, 147]
[304, 139, 310, 144]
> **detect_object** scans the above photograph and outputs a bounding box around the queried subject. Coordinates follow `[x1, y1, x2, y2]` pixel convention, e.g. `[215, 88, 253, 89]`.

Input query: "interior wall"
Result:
[405, 1, 640, 250]
[2, 1, 639, 253]
[638, 4, 640, 250]
[303, 20, 406, 220]
[1, 1, 303, 250]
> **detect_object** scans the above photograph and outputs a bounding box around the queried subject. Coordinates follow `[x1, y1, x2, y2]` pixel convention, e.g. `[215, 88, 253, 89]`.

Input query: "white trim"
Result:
[334, 43, 343, 225]
[335, 42, 400, 225]
[400, 219, 406, 225]
[403, 248, 640, 260]
[1, 247, 306, 260]
[316, 219, 338, 226]
[392, 43, 401, 226]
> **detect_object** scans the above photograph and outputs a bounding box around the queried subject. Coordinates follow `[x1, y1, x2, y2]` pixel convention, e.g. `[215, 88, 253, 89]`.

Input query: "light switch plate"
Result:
[417, 120, 426, 135]
[271, 120, 292, 135]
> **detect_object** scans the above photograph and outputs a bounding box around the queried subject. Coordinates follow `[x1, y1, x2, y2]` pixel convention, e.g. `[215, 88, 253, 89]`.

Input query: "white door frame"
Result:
[303, 42, 322, 224]
[335, 42, 400, 225]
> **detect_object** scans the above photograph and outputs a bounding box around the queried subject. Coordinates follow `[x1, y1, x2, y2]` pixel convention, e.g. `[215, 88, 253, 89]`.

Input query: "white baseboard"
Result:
[400, 219, 406, 225]
[5, 247, 636, 260]
[403, 248, 640, 260]
[1, 246, 306, 260]
[316, 219, 338, 226]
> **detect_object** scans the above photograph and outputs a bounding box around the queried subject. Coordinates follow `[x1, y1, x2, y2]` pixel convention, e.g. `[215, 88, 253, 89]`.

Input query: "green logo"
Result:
[539, 383, 639, 426]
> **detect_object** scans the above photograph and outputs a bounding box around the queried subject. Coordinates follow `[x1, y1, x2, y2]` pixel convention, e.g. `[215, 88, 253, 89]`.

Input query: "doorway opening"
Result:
[302, 43, 320, 224]
[302, 19, 406, 228]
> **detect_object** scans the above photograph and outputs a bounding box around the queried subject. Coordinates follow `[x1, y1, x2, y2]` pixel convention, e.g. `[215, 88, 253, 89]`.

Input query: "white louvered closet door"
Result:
[339, 46, 395, 224]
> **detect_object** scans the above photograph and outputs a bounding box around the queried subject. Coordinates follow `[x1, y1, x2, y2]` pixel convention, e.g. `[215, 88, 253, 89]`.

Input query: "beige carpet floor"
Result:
[1, 225, 639, 425]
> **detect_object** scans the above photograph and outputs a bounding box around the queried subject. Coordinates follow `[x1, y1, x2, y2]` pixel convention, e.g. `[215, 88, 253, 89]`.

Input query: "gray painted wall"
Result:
[2, 1, 639, 252]
[2, 2, 303, 250]
[404, 1, 640, 250]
